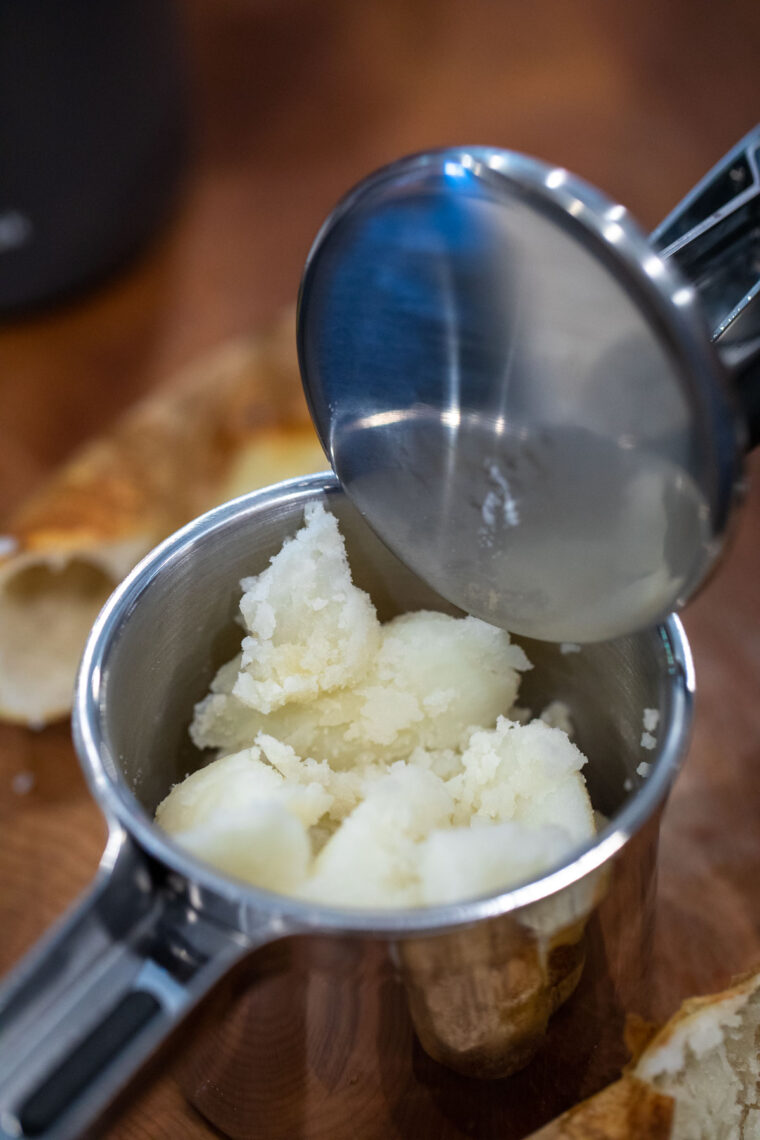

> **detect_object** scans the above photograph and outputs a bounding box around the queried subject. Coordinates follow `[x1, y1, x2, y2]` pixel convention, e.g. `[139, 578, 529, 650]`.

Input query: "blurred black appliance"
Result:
[0, 0, 186, 313]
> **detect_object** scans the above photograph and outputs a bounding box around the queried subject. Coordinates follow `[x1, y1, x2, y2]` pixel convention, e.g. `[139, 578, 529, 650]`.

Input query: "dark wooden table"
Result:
[2, 1, 760, 1136]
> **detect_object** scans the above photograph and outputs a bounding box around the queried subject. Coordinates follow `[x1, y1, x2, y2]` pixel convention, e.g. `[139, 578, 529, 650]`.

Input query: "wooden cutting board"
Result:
[2, 1, 760, 1135]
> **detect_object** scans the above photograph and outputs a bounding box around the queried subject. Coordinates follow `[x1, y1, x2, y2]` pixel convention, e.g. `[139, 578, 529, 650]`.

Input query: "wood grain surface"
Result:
[1, 1, 760, 1136]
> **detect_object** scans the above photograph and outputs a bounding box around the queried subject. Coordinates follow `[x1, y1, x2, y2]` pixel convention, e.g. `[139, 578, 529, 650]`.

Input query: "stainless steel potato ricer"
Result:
[299, 128, 760, 642]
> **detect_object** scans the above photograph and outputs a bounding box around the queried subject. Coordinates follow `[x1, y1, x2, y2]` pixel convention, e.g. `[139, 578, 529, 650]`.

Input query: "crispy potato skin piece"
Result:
[528, 968, 760, 1139]
[0, 311, 325, 725]
[528, 1077, 674, 1139]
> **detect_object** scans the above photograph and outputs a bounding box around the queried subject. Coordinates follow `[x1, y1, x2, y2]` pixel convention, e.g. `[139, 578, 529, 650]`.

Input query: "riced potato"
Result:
[156, 503, 595, 907]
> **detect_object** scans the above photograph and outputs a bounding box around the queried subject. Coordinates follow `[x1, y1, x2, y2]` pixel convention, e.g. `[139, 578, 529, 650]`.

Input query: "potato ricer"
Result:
[298, 128, 760, 641]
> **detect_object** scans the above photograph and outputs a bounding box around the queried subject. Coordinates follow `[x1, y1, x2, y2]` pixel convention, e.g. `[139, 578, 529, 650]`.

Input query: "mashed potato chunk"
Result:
[232, 502, 380, 713]
[157, 503, 595, 907]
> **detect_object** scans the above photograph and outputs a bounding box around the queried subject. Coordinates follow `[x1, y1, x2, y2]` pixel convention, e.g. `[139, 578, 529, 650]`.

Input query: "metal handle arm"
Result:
[0, 830, 269, 1140]
[651, 125, 760, 446]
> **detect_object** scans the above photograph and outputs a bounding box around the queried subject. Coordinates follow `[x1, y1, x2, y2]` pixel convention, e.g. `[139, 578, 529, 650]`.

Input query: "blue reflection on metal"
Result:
[444, 160, 466, 180]
[304, 167, 515, 443]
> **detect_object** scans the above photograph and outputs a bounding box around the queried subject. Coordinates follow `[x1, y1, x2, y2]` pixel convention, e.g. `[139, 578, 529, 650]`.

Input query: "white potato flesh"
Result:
[419, 821, 575, 906]
[450, 718, 595, 842]
[172, 802, 311, 893]
[302, 765, 456, 908]
[233, 501, 380, 713]
[156, 748, 333, 832]
[159, 505, 595, 908]
[191, 611, 529, 769]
